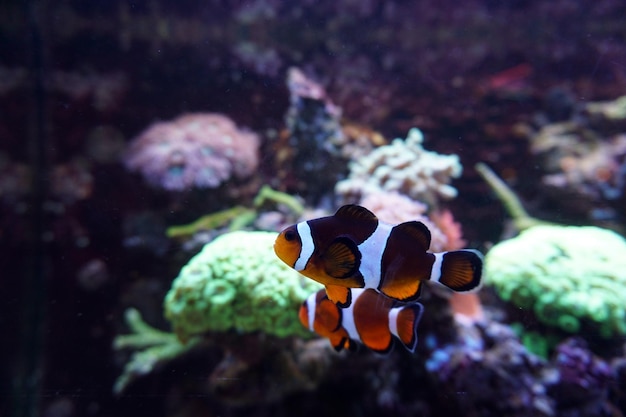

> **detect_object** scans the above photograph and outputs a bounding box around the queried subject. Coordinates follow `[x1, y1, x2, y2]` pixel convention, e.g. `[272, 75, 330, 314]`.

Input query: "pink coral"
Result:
[123, 113, 259, 191]
[359, 191, 464, 252]
[430, 209, 466, 251]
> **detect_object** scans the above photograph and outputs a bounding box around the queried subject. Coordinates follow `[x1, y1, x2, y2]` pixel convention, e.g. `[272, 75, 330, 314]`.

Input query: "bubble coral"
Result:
[123, 113, 259, 191]
[335, 128, 462, 207]
[164, 231, 322, 341]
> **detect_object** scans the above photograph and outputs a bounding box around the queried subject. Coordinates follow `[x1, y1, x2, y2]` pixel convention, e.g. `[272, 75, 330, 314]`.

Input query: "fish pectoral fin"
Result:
[329, 334, 349, 352]
[394, 303, 424, 353]
[325, 285, 352, 308]
[327, 334, 353, 352]
[438, 249, 484, 292]
[393, 221, 432, 252]
[346, 339, 359, 352]
[323, 237, 360, 278]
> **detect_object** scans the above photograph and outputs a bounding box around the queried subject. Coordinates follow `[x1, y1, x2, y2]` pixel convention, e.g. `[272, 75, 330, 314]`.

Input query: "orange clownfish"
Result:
[275, 204, 483, 307]
[299, 288, 424, 353]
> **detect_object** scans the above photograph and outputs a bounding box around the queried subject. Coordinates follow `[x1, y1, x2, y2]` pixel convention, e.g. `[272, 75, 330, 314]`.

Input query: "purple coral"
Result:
[425, 322, 554, 417]
[123, 113, 259, 191]
[424, 323, 617, 417]
[547, 338, 612, 415]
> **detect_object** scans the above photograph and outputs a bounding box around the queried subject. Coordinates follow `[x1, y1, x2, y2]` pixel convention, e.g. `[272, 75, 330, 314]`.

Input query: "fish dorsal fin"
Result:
[322, 237, 361, 278]
[325, 284, 352, 308]
[334, 204, 378, 223]
[330, 336, 354, 352]
[438, 249, 484, 292]
[393, 221, 431, 252]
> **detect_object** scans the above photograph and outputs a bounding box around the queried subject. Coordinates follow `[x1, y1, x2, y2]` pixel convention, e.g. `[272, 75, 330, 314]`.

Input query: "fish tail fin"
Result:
[437, 249, 484, 293]
[390, 302, 424, 353]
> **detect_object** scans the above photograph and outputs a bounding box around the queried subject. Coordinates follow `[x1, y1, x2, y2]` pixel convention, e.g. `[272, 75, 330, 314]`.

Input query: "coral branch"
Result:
[112, 308, 202, 394]
[475, 162, 547, 231]
[165, 206, 255, 238]
[253, 185, 305, 216]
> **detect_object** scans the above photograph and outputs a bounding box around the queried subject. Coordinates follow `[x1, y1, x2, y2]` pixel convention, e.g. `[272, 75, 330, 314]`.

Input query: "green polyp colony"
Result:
[485, 224, 626, 338]
[164, 231, 322, 341]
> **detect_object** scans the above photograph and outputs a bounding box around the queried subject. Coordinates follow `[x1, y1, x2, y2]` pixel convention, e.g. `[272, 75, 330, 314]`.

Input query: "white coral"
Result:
[336, 128, 462, 206]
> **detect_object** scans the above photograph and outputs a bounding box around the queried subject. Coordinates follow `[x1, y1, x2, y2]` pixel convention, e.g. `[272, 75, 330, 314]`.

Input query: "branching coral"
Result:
[165, 206, 256, 238]
[165, 185, 305, 238]
[123, 113, 259, 191]
[113, 308, 203, 394]
[336, 128, 462, 207]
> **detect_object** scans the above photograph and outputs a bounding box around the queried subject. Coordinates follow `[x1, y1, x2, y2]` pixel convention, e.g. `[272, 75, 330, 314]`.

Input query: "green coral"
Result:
[114, 230, 320, 393]
[113, 308, 202, 394]
[586, 95, 626, 120]
[510, 323, 561, 359]
[166, 206, 256, 238]
[476, 159, 626, 338]
[165, 186, 304, 238]
[478, 162, 626, 338]
[253, 184, 304, 216]
[485, 221, 626, 338]
[164, 231, 322, 341]
[475, 162, 549, 231]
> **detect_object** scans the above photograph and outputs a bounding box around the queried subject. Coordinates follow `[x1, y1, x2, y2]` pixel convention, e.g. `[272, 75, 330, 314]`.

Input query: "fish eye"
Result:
[284, 229, 296, 242]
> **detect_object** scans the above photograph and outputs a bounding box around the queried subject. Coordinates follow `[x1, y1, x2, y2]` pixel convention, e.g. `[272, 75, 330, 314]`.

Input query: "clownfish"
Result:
[275, 204, 483, 307]
[299, 288, 424, 353]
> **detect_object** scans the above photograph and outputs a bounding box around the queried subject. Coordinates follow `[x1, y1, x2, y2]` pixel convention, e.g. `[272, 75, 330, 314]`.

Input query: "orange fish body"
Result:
[275, 205, 483, 307]
[299, 288, 423, 353]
